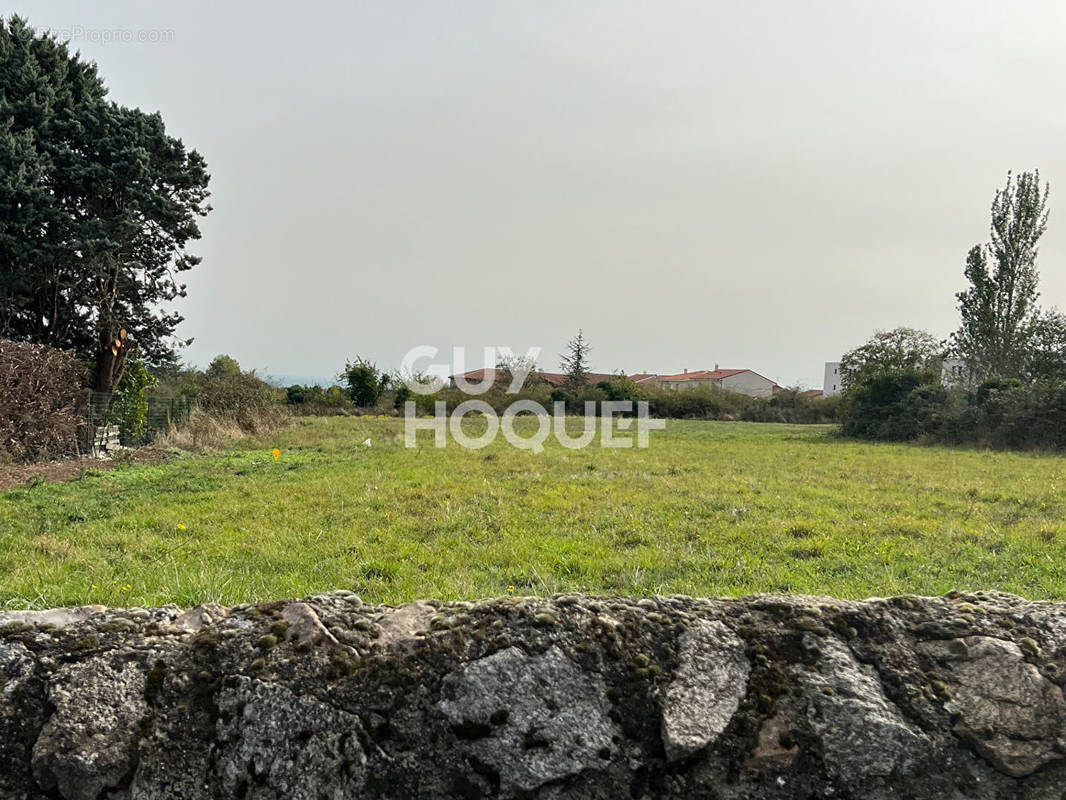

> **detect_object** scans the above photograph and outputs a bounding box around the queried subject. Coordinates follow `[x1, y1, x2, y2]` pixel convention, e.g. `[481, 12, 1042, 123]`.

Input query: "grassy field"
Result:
[2, 416, 1066, 608]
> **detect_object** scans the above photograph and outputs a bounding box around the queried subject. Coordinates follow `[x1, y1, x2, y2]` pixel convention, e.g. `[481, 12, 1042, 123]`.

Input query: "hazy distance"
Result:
[20, 1, 1066, 387]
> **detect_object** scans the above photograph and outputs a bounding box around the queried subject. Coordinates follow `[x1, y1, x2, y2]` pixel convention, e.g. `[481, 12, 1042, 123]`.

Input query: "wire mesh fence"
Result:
[83, 390, 198, 455]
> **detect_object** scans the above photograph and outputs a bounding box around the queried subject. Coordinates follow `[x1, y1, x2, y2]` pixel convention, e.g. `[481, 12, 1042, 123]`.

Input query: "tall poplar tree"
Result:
[953, 171, 1048, 380]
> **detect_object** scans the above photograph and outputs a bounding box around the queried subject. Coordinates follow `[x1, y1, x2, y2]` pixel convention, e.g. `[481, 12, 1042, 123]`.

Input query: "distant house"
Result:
[803, 389, 824, 398]
[448, 367, 777, 397]
[448, 368, 514, 389]
[628, 373, 661, 386]
[823, 362, 842, 396]
[448, 369, 658, 390]
[653, 367, 779, 398]
[822, 359, 971, 394]
[941, 358, 968, 387]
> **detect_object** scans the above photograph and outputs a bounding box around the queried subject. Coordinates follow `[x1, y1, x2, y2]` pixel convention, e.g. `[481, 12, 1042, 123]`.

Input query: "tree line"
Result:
[318, 332, 840, 424]
[839, 170, 1066, 448]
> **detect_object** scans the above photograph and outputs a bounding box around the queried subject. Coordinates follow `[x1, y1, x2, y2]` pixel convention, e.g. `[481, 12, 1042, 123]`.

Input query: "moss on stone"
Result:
[269, 620, 289, 638]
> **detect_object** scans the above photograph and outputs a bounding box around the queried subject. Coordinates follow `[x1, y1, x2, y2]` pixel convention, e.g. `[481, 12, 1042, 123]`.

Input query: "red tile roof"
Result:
[449, 369, 648, 387]
[657, 368, 749, 381]
[448, 368, 501, 383]
[450, 368, 782, 389]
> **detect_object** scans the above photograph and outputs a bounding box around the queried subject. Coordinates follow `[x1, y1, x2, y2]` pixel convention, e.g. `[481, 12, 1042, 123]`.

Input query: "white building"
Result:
[655, 367, 779, 398]
[823, 359, 971, 394]
[823, 362, 842, 396]
[941, 358, 968, 387]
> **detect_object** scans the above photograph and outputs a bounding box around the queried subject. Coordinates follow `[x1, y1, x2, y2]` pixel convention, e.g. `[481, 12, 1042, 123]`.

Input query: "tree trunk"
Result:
[93, 318, 128, 392]
[93, 254, 129, 393]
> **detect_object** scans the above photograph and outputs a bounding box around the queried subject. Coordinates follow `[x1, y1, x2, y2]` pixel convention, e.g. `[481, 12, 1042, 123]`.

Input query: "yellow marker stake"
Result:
[272, 448, 280, 461]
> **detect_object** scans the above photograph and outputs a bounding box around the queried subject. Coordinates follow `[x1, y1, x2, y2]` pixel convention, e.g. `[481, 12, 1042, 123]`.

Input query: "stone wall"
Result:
[2, 591, 1066, 798]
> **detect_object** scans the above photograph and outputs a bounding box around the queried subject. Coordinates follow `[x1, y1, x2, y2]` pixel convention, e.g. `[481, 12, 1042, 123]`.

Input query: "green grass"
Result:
[2, 416, 1066, 608]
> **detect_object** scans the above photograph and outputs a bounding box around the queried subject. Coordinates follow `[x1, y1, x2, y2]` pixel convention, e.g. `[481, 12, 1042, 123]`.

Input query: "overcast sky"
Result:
[20, 1, 1066, 387]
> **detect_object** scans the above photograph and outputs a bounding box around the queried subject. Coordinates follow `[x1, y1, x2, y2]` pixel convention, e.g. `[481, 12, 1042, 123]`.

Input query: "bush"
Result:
[431, 378, 553, 416]
[195, 355, 285, 432]
[107, 357, 155, 445]
[740, 389, 842, 424]
[0, 339, 86, 462]
[285, 384, 354, 415]
[643, 385, 748, 419]
[154, 358, 287, 449]
[199, 372, 282, 432]
[596, 376, 644, 403]
[839, 370, 932, 440]
[969, 380, 1066, 450]
[409, 375, 837, 423]
[343, 358, 388, 408]
[549, 387, 571, 410]
[204, 354, 241, 380]
[838, 369, 1066, 450]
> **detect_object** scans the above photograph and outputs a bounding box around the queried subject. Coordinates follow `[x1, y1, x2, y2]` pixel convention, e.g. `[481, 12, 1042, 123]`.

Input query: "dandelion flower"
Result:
[177, 523, 187, 531]
[272, 448, 280, 461]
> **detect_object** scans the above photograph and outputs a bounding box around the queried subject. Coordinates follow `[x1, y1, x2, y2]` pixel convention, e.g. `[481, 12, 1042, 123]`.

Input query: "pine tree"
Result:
[560, 330, 591, 389]
[0, 17, 212, 390]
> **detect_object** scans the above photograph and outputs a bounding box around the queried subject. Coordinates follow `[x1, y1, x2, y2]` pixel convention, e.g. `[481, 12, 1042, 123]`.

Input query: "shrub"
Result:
[576, 383, 608, 408]
[430, 376, 553, 416]
[343, 358, 388, 408]
[838, 369, 1066, 450]
[107, 357, 156, 445]
[839, 370, 931, 440]
[741, 388, 842, 424]
[199, 373, 282, 432]
[643, 385, 747, 419]
[195, 355, 285, 432]
[204, 354, 241, 380]
[285, 384, 354, 415]
[386, 372, 448, 415]
[596, 376, 644, 403]
[840, 328, 943, 390]
[0, 339, 86, 462]
[969, 380, 1066, 450]
[549, 387, 571, 410]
